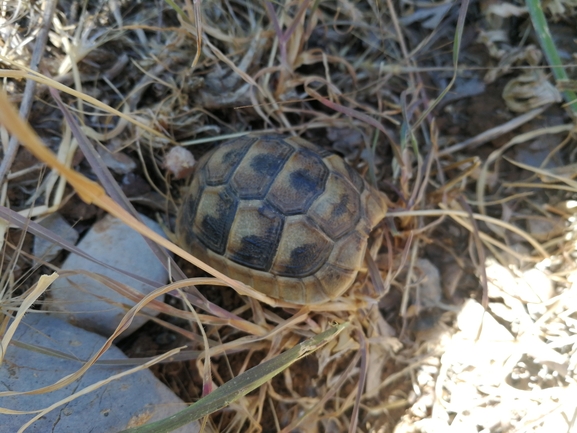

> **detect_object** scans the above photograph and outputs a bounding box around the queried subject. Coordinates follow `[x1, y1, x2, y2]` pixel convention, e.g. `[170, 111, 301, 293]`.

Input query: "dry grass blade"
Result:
[265, 0, 312, 67]
[1, 276, 207, 399]
[304, 79, 402, 164]
[0, 65, 172, 142]
[9, 339, 204, 366]
[0, 88, 104, 204]
[439, 105, 548, 156]
[457, 197, 489, 308]
[0, 273, 57, 365]
[0, 89, 288, 308]
[503, 156, 577, 190]
[119, 322, 349, 433]
[49, 87, 187, 283]
[475, 123, 573, 216]
[15, 347, 183, 433]
[0, 205, 163, 288]
[0, 0, 57, 184]
[390, 207, 548, 258]
[411, 0, 470, 132]
[279, 346, 363, 433]
[3, 1, 576, 430]
[0, 287, 154, 397]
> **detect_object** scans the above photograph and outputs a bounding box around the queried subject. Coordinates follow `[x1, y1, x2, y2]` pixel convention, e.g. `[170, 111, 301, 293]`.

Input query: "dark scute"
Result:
[234, 235, 275, 270]
[198, 189, 238, 255]
[250, 153, 285, 177]
[204, 140, 252, 186]
[333, 193, 350, 218]
[200, 215, 228, 254]
[282, 243, 324, 277]
[290, 169, 319, 195]
[265, 147, 329, 215]
[222, 147, 246, 165]
[179, 186, 202, 234]
[231, 140, 293, 200]
[230, 205, 284, 271]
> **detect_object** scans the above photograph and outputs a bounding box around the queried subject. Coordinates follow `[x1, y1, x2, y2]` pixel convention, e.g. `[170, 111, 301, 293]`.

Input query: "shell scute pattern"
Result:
[194, 185, 238, 255]
[273, 216, 332, 277]
[177, 134, 388, 304]
[314, 264, 356, 301]
[231, 138, 293, 199]
[204, 138, 253, 186]
[309, 173, 361, 240]
[266, 149, 329, 215]
[329, 230, 366, 271]
[227, 202, 284, 271]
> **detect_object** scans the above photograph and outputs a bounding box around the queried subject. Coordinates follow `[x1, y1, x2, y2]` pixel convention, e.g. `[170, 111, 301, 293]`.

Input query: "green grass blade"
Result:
[525, 0, 577, 115]
[119, 322, 350, 433]
[411, 0, 469, 133]
[163, 0, 191, 25]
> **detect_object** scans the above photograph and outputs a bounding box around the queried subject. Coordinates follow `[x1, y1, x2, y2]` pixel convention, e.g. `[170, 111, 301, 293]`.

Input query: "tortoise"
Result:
[176, 134, 388, 304]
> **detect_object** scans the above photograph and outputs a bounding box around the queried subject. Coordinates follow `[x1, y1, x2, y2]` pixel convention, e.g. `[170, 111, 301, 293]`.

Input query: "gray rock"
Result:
[33, 212, 79, 263]
[48, 213, 168, 337]
[0, 314, 198, 433]
[97, 145, 137, 174]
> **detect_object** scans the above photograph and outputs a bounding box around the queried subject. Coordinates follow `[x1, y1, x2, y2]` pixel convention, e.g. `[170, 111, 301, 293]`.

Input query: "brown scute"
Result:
[231, 138, 293, 199]
[272, 216, 332, 278]
[224, 258, 254, 289]
[276, 276, 306, 304]
[344, 161, 365, 192]
[176, 133, 388, 304]
[329, 231, 367, 271]
[177, 192, 196, 235]
[226, 202, 284, 271]
[314, 263, 357, 299]
[251, 269, 279, 299]
[203, 136, 254, 186]
[309, 173, 360, 240]
[363, 187, 388, 230]
[301, 276, 331, 304]
[325, 154, 365, 194]
[266, 149, 329, 215]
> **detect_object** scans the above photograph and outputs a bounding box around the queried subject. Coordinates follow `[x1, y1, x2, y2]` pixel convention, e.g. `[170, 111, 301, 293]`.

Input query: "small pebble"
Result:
[164, 146, 196, 179]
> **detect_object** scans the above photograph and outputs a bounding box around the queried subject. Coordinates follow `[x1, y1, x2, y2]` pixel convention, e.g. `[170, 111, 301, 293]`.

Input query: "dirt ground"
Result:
[1, 0, 577, 432]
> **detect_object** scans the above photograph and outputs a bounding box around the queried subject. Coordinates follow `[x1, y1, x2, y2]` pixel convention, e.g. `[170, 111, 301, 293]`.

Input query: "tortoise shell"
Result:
[176, 134, 387, 304]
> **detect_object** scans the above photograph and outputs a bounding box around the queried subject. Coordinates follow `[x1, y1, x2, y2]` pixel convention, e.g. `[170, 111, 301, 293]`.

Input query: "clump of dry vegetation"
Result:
[1, 0, 577, 432]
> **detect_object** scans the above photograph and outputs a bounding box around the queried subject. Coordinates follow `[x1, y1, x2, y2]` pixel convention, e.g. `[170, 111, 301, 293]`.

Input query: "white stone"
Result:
[457, 299, 514, 342]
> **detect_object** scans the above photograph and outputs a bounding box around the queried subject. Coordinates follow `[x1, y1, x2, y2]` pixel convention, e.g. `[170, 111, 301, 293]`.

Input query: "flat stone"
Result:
[33, 212, 79, 263]
[0, 314, 198, 433]
[47, 213, 168, 337]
